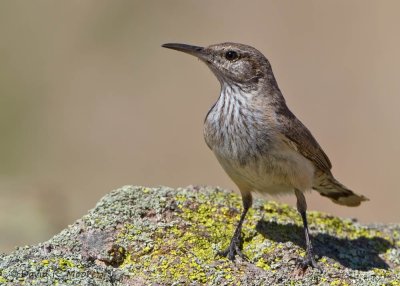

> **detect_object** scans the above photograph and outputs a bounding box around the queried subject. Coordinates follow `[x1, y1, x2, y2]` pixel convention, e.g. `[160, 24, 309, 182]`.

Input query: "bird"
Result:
[162, 42, 368, 268]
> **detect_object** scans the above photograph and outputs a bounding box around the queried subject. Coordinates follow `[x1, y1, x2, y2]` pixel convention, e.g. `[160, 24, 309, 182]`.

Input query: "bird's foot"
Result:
[297, 254, 321, 271]
[217, 236, 247, 261]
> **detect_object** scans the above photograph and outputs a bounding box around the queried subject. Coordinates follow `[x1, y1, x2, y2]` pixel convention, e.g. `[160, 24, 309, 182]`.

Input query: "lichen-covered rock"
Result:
[0, 185, 399, 285]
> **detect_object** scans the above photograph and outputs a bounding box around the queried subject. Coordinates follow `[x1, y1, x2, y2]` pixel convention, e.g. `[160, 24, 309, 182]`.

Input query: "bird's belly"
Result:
[204, 101, 315, 194]
[214, 143, 315, 195]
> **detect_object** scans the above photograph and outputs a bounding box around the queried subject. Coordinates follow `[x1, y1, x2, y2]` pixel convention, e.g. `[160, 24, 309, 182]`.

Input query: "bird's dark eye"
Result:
[225, 50, 239, 61]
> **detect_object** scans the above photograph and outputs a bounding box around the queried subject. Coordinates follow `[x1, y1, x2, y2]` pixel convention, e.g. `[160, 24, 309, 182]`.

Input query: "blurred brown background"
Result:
[0, 1, 399, 253]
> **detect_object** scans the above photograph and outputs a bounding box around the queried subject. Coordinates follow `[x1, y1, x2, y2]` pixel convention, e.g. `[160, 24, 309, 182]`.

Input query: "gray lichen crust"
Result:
[0, 185, 399, 285]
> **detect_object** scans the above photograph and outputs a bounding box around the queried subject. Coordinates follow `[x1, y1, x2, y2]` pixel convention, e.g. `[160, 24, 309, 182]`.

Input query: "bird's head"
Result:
[162, 42, 275, 92]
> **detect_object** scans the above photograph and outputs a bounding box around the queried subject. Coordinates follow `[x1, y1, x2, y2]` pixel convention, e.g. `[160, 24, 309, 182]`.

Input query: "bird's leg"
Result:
[218, 193, 252, 261]
[294, 189, 320, 269]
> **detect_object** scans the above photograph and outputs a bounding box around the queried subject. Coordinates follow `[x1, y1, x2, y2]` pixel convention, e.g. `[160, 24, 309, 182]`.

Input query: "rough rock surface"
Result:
[0, 185, 399, 285]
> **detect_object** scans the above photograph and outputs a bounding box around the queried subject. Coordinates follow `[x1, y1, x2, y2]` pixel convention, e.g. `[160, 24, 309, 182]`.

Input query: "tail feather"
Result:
[313, 172, 369, 207]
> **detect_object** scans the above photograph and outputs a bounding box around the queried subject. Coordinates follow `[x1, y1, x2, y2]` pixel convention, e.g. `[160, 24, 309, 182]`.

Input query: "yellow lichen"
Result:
[330, 279, 350, 286]
[113, 188, 398, 284]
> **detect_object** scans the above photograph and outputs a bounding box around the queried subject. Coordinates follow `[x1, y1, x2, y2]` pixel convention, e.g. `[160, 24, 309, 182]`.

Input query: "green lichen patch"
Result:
[0, 276, 7, 283]
[111, 186, 399, 285]
[1, 185, 399, 285]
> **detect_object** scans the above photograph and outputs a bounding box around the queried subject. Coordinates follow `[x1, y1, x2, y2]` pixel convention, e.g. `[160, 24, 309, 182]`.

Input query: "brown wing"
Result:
[278, 111, 332, 173]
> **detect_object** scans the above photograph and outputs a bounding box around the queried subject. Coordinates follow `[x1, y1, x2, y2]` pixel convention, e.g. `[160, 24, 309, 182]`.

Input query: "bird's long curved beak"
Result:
[162, 43, 208, 61]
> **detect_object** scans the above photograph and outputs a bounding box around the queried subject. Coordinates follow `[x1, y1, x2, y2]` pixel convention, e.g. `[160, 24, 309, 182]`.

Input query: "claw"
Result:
[298, 255, 321, 271]
[217, 198, 251, 262]
[217, 236, 247, 261]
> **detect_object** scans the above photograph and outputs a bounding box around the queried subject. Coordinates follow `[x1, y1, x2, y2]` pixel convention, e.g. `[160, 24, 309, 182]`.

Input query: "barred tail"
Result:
[313, 173, 369, 207]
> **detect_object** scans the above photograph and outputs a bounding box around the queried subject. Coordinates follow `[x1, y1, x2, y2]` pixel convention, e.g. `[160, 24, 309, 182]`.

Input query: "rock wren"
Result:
[162, 42, 368, 268]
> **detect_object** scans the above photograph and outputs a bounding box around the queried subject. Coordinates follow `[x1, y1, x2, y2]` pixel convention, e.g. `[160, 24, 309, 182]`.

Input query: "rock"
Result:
[0, 185, 399, 285]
